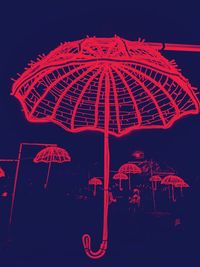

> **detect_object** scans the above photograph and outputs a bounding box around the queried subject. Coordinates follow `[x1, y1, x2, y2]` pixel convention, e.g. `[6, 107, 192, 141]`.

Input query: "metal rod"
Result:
[9, 142, 57, 225]
[146, 42, 200, 52]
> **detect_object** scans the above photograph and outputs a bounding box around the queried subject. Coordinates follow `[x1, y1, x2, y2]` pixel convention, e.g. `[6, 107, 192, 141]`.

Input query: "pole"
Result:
[9, 142, 57, 225]
[146, 42, 200, 52]
[44, 162, 52, 189]
[9, 143, 23, 225]
[82, 69, 110, 259]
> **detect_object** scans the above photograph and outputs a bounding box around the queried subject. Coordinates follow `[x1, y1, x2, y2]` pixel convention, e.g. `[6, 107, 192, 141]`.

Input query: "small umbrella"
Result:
[150, 175, 162, 191]
[119, 163, 141, 190]
[149, 175, 162, 211]
[161, 175, 184, 202]
[175, 181, 189, 196]
[33, 146, 71, 188]
[88, 177, 102, 196]
[113, 172, 128, 191]
[0, 167, 5, 178]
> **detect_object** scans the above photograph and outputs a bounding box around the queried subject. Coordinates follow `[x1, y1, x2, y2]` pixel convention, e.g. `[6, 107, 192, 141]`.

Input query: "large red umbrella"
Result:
[11, 36, 199, 259]
[33, 146, 71, 188]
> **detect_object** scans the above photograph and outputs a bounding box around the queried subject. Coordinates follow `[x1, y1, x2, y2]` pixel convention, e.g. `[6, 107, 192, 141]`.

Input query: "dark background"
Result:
[0, 0, 200, 266]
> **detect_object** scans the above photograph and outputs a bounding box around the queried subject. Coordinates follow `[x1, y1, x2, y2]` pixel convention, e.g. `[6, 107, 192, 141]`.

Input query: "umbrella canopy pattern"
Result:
[11, 36, 199, 136]
[11, 36, 200, 259]
[34, 146, 71, 188]
[88, 177, 102, 196]
[0, 167, 5, 177]
[113, 172, 128, 191]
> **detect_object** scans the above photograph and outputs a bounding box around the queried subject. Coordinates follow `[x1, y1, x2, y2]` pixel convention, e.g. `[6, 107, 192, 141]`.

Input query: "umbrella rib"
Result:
[112, 66, 142, 126]
[123, 65, 180, 116]
[109, 68, 121, 133]
[71, 65, 101, 129]
[94, 70, 105, 127]
[120, 66, 167, 126]
[28, 64, 93, 118]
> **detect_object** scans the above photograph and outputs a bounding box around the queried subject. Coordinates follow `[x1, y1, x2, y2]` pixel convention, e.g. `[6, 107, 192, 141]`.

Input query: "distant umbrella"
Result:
[149, 175, 162, 190]
[119, 163, 141, 190]
[0, 167, 5, 178]
[34, 146, 71, 188]
[161, 175, 184, 201]
[88, 177, 102, 196]
[175, 180, 189, 196]
[113, 172, 128, 191]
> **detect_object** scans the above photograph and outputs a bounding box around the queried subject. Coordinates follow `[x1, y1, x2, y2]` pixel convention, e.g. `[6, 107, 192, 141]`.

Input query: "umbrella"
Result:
[113, 172, 128, 191]
[34, 146, 71, 188]
[0, 167, 5, 178]
[161, 175, 184, 201]
[88, 177, 102, 196]
[175, 180, 189, 196]
[119, 163, 142, 190]
[149, 175, 162, 211]
[150, 175, 162, 191]
[11, 36, 200, 259]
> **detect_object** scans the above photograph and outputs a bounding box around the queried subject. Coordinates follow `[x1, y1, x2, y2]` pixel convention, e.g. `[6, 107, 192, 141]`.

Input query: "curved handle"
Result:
[82, 234, 107, 259]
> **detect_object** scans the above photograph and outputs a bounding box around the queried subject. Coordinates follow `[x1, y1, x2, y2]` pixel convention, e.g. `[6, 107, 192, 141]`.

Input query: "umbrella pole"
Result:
[9, 143, 23, 225]
[119, 179, 122, 191]
[82, 71, 110, 259]
[128, 173, 131, 190]
[152, 181, 156, 211]
[93, 184, 97, 196]
[44, 162, 52, 189]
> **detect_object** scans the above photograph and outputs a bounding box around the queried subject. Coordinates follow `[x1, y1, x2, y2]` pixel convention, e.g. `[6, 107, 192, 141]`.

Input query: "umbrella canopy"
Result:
[161, 175, 184, 185]
[149, 175, 162, 182]
[0, 167, 5, 177]
[11, 36, 199, 135]
[119, 163, 142, 174]
[33, 146, 71, 163]
[88, 177, 102, 186]
[11, 36, 200, 259]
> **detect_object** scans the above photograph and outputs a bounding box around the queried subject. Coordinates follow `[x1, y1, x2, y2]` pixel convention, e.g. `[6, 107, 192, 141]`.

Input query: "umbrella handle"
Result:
[82, 234, 107, 259]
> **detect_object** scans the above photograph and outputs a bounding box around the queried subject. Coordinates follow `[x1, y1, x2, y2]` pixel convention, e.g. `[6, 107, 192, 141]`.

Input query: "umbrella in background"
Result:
[175, 180, 189, 197]
[161, 175, 184, 202]
[11, 36, 200, 259]
[119, 163, 142, 190]
[88, 177, 102, 196]
[0, 167, 5, 178]
[113, 172, 128, 191]
[34, 146, 71, 189]
[149, 175, 162, 211]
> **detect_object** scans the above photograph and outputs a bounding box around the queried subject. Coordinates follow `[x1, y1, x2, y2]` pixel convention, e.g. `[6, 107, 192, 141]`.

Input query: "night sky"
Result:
[1, 0, 200, 266]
